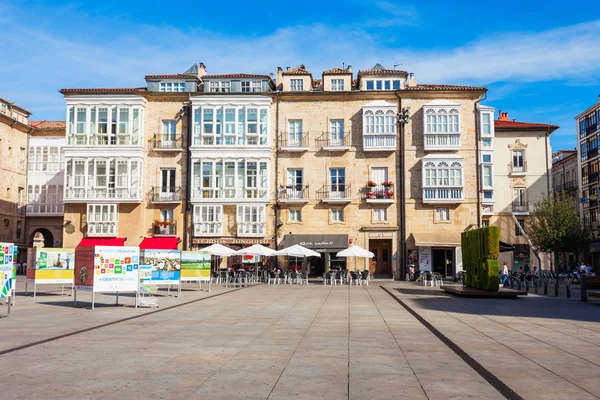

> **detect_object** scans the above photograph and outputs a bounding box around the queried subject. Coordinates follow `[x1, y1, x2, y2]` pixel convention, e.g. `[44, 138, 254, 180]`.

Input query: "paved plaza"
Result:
[1, 279, 600, 399]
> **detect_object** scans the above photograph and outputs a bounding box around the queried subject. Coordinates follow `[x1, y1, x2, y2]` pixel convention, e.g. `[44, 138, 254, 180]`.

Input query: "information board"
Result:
[181, 251, 211, 282]
[143, 249, 181, 284]
[0, 243, 14, 298]
[27, 248, 75, 284]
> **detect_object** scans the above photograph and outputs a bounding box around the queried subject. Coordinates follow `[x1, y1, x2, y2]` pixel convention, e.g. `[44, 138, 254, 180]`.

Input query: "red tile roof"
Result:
[29, 120, 66, 130]
[323, 68, 352, 75]
[145, 74, 198, 80]
[312, 79, 323, 89]
[405, 84, 486, 91]
[202, 73, 271, 79]
[60, 88, 146, 93]
[282, 65, 312, 75]
[358, 63, 408, 76]
[495, 120, 559, 130]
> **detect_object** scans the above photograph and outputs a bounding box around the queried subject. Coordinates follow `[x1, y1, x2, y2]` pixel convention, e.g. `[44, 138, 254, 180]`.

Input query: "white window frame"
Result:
[482, 165, 493, 189]
[290, 79, 304, 91]
[481, 112, 492, 135]
[192, 106, 269, 146]
[193, 205, 223, 236]
[373, 208, 387, 222]
[192, 159, 269, 200]
[424, 107, 461, 149]
[331, 208, 344, 223]
[66, 105, 143, 146]
[331, 79, 344, 91]
[87, 204, 118, 236]
[237, 205, 266, 237]
[435, 207, 450, 221]
[422, 159, 464, 202]
[289, 209, 302, 222]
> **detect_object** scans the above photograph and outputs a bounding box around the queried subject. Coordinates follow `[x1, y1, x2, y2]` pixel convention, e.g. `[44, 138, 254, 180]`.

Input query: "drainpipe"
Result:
[274, 91, 281, 259]
[185, 95, 192, 250]
[544, 126, 552, 271]
[394, 90, 406, 281]
[474, 91, 487, 227]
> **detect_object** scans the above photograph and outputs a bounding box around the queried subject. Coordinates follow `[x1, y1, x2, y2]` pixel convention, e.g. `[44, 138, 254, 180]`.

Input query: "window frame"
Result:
[331, 208, 344, 223]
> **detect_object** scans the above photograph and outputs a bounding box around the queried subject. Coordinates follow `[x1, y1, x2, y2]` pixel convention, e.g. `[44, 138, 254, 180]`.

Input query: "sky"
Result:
[1, 0, 600, 150]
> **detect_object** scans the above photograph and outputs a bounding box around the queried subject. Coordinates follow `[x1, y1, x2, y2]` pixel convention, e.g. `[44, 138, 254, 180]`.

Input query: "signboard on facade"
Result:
[0, 243, 14, 298]
[193, 238, 272, 245]
[181, 251, 211, 282]
[142, 249, 181, 284]
[284, 234, 348, 252]
[419, 246, 432, 272]
[368, 232, 394, 238]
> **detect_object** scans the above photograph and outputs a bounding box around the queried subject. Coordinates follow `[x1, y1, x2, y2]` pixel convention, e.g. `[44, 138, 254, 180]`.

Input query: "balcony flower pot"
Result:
[382, 181, 394, 188]
[388, 191, 394, 198]
[375, 194, 385, 199]
[366, 180, 377, 187]
[366, 191, 374, 199]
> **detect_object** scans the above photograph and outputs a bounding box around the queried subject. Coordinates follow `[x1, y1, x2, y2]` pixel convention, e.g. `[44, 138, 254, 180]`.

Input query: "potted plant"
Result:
[382, 180, 394, 188]
[375, 193, 385, 199]
[367, 180, 376, 187]
[388, 191, 394, 198]
[366, 191, 374, 199]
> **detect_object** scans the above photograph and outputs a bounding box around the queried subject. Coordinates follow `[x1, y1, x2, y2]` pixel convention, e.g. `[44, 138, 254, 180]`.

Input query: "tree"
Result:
[527, 193, 590, 266]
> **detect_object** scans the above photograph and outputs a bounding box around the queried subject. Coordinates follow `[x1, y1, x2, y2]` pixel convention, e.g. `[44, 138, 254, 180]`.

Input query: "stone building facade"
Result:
[25, 120, 67, 249]
[0, 97, 30, 260]
[485, 111, 556, 271]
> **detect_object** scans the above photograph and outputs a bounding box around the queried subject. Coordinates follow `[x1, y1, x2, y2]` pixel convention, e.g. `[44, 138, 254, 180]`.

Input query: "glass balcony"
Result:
[87, 222, 117, 236]
[67, 134, 141, 146]
[26, 203, 64, 215]
[64, 188, 142, 202]
[191, 188, 268, 202]
[194, 222, 223, 237]
[424, 133, 460, 150]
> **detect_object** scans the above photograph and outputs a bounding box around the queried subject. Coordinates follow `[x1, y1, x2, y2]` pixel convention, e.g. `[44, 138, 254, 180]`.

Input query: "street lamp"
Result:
[397, 107, 410, 280]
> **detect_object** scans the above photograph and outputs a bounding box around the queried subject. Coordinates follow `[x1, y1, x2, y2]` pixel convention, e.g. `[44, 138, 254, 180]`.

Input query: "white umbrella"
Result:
[336, 245, 374, 271]
[274, 244, 321, 258]
[234, 244, 276, 256]
[201, 243, 236, 256]
[275, 244, 321, 277]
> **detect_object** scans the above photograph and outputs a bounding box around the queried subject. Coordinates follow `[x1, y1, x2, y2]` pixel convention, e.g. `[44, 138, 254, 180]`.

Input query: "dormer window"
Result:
[331, 79, 344, 91]
[290, 79, 304, 91]
[209, 81, 231, 93]
[241, 81, 262, 93]
[365, 80, 401, 91]
[159, 82, 186, 92]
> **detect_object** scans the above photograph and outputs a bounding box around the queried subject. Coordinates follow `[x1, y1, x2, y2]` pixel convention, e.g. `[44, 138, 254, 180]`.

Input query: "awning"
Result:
[283, 234, 349, 252]
[413, 232, 461, 247]
[77, 237, 126, 247]
[500, 241, 515, 252]
[139, 237, 179, 250]
[513, 244, 530, 258]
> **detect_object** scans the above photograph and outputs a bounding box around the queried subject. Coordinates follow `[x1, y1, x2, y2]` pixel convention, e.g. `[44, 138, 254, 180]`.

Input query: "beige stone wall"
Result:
[25, 216, 64, 247]
[0, 117, 28, 244]
[277, 94, 399, 274]
[401, 97, 480, 247]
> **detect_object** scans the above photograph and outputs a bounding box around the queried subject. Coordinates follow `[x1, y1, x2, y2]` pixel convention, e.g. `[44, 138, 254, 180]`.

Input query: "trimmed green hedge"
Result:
[461, 226, 500, 291]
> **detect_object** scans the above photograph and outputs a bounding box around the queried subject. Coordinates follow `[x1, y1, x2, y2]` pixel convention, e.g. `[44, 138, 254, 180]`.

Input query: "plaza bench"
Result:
[580, 276, 600, 302]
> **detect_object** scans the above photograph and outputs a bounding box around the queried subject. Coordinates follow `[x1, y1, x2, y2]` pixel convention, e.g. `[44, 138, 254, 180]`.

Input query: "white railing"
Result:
[26, 204, 64, 215]
[67, 135, 141, 146]
[87, 222, 118, 236]
[424, 134, 460, 149]
[194, 222, 223, 236]
[363, 135, 396, 149]
[65, 188, 142, 201]
[191, 188, 268, 201]
[237, 222, 266, 237]
[423, 187, 463, 202]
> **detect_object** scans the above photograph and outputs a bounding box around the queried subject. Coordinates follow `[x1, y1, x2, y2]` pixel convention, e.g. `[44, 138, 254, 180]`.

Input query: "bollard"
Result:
[581, 275, 588, 302]
[544, 280, 548, 295]
[555, 282, 559, 297]
[566, 284, 571, 298]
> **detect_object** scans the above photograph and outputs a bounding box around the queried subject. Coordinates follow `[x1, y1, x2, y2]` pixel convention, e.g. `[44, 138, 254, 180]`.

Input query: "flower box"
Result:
[366, 180, 377, 187]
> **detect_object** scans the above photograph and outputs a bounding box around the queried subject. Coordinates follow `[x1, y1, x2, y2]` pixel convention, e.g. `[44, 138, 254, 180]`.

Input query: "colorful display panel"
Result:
[143, 249, 181, 284]
[181, 251, 211, 282]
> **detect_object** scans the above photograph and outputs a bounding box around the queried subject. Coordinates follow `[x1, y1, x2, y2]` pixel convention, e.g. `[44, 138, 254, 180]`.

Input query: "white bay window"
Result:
[65, 158, 142, 201]
[424, 107, 461, 149]
[192, 159, 268, 201]
[362, 102, 397, 151]
[87, 204, 118, 236]
[67, 105, 144, 146]
[192, 106, 268, 146]
[193, 205, 223, 236]
[422, 159, 464, 203]
[237, 205, 266, 237]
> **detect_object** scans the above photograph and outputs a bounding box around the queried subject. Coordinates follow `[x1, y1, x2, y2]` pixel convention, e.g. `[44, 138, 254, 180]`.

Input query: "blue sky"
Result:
[1, 0, 599, 150]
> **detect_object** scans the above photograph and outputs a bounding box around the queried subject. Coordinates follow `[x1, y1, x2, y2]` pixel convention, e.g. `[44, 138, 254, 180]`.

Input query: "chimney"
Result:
[498, 111, 509, 121]
[408, 72, 416, 87]
[198, 62, 207, 78]
[286, 66, 290, 71]
[276, 67, 283, 87]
